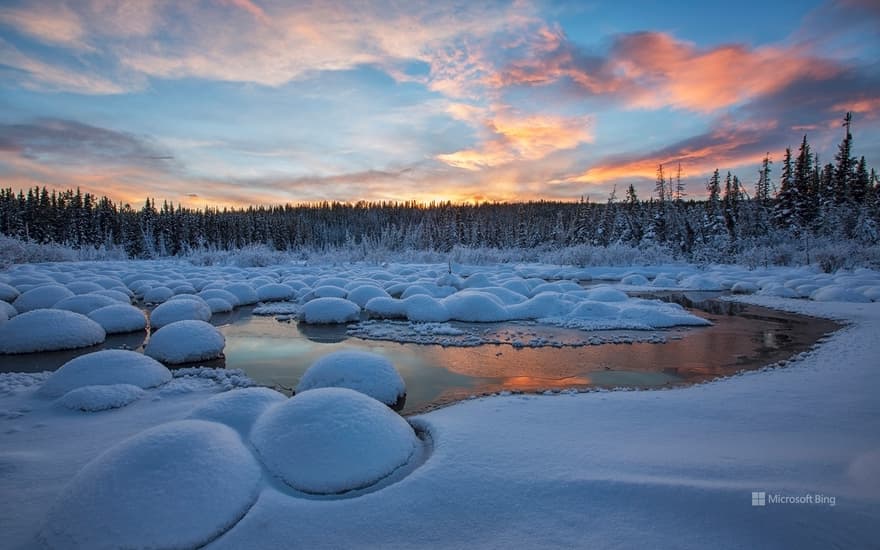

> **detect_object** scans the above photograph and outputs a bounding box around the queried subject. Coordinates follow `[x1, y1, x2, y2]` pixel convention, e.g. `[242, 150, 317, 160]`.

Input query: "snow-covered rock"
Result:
[346, 285, 391, 308]
[0, 300, 16, 319]
[53, 294, 117, 315]
[206, 297, 234, 313]
[312, 285, 348, 299]
[42, 420, 261, 550]
[731, 281, 759, 294]
[188, 387, 287, 435]
[365, 297, 407, 319]
[443, 291, 510, 322]
[225, 283, 259, 306]
[0, 282, 20, 302]
[621, 274, 650, 286]
[810, 285, 871, 303]
[404, 294, 450, 322]
[149, 299, 212, 329]
[251, 388, 417, 494]
[89, 289, 132, 303]
[39, 350, 172, 397]
[199, 288, 241, 307]
[144, 320, 225, 364]
[12, 284, 75, 313]
[66, 281, 105, 295]
[0, 309, 105, 354]
[296, 351, 406, 406]
[256, 283, 294, 302]
[57, 384, 146, 412]
[300, 297, 361, 324]
[584, 286, 629, 302]
[87, 304, 147, 334]
[143, 286, 174, 304]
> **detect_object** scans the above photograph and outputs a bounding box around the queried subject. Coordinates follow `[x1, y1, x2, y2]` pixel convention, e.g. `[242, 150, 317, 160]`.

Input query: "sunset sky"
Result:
[1, 0, 878, 207]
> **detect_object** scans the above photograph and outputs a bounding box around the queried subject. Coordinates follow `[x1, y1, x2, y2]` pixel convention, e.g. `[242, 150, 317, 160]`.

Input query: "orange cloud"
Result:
[438, 106, 593, 170]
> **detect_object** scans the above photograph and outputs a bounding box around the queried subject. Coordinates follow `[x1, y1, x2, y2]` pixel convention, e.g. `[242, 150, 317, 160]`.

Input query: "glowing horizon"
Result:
[1, 0, 878, 208]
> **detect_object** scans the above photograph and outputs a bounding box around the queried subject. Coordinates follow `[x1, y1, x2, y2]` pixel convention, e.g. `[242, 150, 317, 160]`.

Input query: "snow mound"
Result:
[347, 285, 391, 308]
[58, 384, 145, 412]
[810, 285, 871, 303]
[731, 281, 758, 294]
[40, 350, 172, 397]
[199, 288, 241, 307]
[313, 285, 348, 298]
[142, 286, 174, 304]
[404, 294, 450, 322]
[149, 299, 212, 329]
[87, 304, 147, 334]
[257, 283, 294, 302]
[12, 285, 75, 313]
[0, 309, 105, 354]
[443, 291, 510, 322]
[621, 274, 650, 286]
[251, 387, 417, 494]
[301, 297, 361, 324]
[225, 283, 259, 305]
[145, 320, 225, 364]
[188, 387, 287, 435]
[365, 297, 407, 319]
[90, 289, 132, 303]
[296, 351, 406, 406]
[584, 286, 629, 302]
[41, 420, 261, 550]
[206, 297, 234, 313]
[0, 300, 16, 319]
[0, 282, 20, 302]
[53, 294, 117, 315]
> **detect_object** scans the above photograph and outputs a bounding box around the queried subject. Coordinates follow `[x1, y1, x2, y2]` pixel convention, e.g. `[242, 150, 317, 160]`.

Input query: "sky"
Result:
[0, 0, 878, 208]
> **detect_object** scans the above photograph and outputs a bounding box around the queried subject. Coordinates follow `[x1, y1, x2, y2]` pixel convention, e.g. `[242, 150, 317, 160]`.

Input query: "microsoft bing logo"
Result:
[752, 492, 766, 506]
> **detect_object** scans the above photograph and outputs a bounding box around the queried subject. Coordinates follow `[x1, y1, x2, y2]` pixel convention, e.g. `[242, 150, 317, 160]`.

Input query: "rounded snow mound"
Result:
[256, 283, 294, 302]
[365, 297, 407, 319]
[584, 286, 629, 303]
[199, 288, 241, 307]
[145, 320, 225, 364]
[0, 282, 20, 302]
[42, 420, 261, 550]
[87, 304, 147, 334]
[40, 350, 172, 397]
[53, 294, 118, 315]
[149, 299, 212, 329]
[731, 281, 759, 294]
[297, 351, 406, 406]
[251, 387, 417, 494]
[225, 283, 259, 306]
[300, 297, 360, 324]
[621, 274, 649, 286]
[404, 294, 450, 322]
[66, 281, 105, 295]
[58, 384, 145, 412]
[346, 285, 390, 308]
[188, 387, 287, 435]
[142, 286, 174, 304]
[810, 285, 871, 303]
[0, 309, 105, 354]
[443, 291, 510, 322]
[313, 285, 348, 299]
[12, 284, 75, 313]
[0, 300, 17, 320]
[206, 297, 234, 313]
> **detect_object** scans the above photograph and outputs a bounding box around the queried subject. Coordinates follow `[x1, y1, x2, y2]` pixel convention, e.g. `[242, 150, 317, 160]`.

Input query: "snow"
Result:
[144, 320, 226, 364]
[443, 290, 510, 322]
[251, 387, 417, 494]
[198, 288, 242, 307]
[296, 350, 406, 406]
[57, 384, 145, 412]
[225, 283, 259, 305]
[346, 284, 391, 307]
[403, 294, 450, 322]
[0, 309, 105, 354]
[142, 286, 174, 304]
[0, 281, 20, 302]
[300, 297, 361, 324]
[12, 284, 75, 313]
[52, 294, 117, 315]
[39, 350, 172, 397]
[89, 288, 132, 303]
[41, 420, 262, 550]
[149, 298, 212, 329]
[188, 387, 287, 435]
[65, 281, 105, 295]
[0, 300, 17, 319]
[206, 297, 234, 313]
[256, 283, 294, 302]
[87, 304, 147, 334]
[365, 296, 408, 318]
[312, 284, 348, 298]
[810, 285, 871, 303]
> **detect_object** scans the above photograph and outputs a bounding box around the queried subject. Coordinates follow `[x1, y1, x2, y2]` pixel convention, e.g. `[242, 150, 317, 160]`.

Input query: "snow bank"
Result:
[144, 320, 225, 364]
[0, 309, 105, 354]
[149, 299, 212, 329]
[251, 388, 417, 494]
[87, 304, 147, 334]
[188, 387, 287, 435]
[300, 297, 361, 324]
[12, 284, 74, 313]
[40, 350, 172, 397]
[41, 420, 261, 550]
[57, 384, 145, 412]
[296, 351, 406, 406]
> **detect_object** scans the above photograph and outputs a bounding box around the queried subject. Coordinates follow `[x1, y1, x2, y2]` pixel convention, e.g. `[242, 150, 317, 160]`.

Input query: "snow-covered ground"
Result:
[1, 261, 879, 548]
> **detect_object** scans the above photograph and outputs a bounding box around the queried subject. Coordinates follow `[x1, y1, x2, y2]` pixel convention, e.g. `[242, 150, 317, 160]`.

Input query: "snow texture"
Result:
[144, 320, 225, 364]
[87, 304, 147, 334]
[300, 297, 361, 324]
[39, 350, 172, 397]
[41, 420, 261, 550]
[296, 350, 406, 406]
[251, 387, 417, 494]
[57, 384, 145, 412]
[49, 294, 118, 315]
[12, 284, 74, 313]
[188, 387, 287, 435]
[149, 299, 212, 329]
[0, 309, 105, 354]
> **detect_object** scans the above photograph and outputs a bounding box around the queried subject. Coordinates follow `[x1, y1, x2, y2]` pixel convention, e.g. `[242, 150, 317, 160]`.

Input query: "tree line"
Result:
[0, 113, 877, 261]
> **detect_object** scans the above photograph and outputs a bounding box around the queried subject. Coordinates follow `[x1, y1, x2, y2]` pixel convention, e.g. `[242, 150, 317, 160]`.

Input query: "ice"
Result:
[12, 284, 75, 313]
[87, 304, 147, 334]
[149, 299, 212, 329]
[188, 387, 287, 435]
[41, 420, 261, 550]
[144, 320, 225, 364]
[57, 384, 146, 412]
[251, 387, 416, 494]
[53, 294, 118, 315]
[296, 350, 406, 406]
[39, 350, 172, 397]
[0, 309, 105, 354]
[300, 297, 361, 324]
